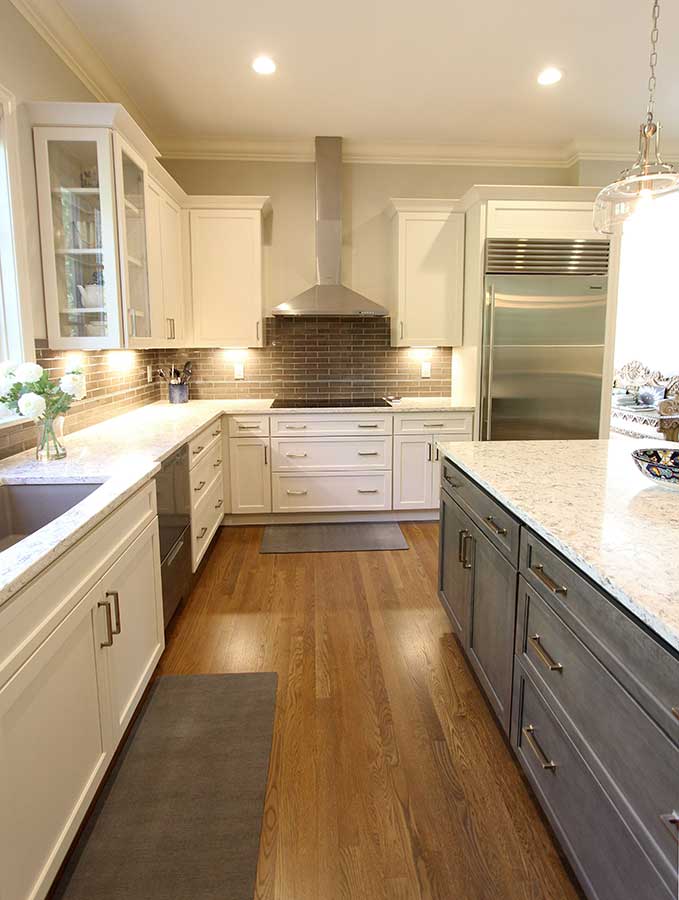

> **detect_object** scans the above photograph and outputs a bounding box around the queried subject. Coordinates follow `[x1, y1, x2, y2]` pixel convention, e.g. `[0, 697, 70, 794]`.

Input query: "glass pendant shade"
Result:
[594, 120, 679, 233]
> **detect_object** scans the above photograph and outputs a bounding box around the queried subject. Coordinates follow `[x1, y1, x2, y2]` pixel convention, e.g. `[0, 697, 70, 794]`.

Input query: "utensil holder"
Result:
[169, 383, 189, 404]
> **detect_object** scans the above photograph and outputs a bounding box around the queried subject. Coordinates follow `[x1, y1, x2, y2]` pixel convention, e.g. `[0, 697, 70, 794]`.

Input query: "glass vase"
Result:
[36, 415, 66, 462]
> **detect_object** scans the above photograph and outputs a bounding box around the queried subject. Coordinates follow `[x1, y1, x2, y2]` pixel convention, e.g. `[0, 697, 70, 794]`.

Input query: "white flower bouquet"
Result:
[0, 360, 87, 460]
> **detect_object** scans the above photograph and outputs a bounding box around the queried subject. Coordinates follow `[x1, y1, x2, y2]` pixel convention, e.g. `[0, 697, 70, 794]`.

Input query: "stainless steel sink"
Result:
[0, 482, 103, 552]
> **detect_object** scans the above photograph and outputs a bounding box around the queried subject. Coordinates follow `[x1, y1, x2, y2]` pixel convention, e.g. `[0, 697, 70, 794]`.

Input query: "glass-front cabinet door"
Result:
[34, 127, 123, 349]
[113, 135, 152, 345]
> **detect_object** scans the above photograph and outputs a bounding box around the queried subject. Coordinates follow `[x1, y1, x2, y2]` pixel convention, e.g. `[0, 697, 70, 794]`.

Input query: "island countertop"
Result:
[437, 438, 679, 654]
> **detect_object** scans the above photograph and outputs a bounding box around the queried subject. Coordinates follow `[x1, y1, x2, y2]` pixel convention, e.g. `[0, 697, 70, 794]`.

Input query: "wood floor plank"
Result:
[159, 523, 583, 900]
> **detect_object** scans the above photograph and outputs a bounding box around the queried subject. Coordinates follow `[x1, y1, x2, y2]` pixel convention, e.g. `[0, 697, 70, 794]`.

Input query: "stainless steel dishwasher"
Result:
[155, 445, 191, 628]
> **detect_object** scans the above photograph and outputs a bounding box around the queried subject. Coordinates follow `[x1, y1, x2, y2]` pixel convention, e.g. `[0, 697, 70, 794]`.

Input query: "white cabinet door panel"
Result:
[229, 437, 271, 514]
[393, 434, 433, 510]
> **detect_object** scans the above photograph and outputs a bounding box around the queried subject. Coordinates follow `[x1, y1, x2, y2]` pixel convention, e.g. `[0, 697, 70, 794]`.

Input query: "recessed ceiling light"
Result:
[252, 56, 276, 75]
[537, 66, 563, 86]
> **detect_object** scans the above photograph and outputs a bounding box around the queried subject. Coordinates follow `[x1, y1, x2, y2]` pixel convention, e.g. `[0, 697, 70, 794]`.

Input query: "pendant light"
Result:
[593, 0, 679, 234]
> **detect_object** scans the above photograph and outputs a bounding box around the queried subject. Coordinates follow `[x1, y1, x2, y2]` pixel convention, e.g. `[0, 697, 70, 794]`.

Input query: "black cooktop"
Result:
[270, 398, 392, 409]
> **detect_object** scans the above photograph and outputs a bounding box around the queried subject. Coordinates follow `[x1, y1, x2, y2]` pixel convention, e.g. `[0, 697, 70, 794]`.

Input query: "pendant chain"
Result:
[647, 0, 660, 122]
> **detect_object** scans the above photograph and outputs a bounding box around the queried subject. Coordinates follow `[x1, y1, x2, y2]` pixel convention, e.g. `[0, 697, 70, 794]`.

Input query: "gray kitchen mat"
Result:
[51, 672, 277, 900]
[260, 522, 408, 553]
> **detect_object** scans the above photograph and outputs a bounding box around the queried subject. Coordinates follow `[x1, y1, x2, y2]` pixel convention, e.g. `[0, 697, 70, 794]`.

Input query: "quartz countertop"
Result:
[0, 397, 470, 608]
[437, 438, 679, 653]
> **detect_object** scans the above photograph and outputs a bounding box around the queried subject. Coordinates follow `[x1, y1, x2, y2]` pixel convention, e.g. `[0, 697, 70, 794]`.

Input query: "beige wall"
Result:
[0, 0, 94, 340]
[162, 157, 574, 314]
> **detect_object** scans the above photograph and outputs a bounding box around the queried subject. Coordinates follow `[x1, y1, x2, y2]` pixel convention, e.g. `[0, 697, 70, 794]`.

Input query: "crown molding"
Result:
[8, 0, 155, 140]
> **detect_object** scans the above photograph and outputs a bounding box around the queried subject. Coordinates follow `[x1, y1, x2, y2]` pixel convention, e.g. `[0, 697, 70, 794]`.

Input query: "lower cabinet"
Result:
[0, 490, 163, 900]
[438, 488, 472, 639]
[393, 431, 469, 510]
[229, 436, 271, 514]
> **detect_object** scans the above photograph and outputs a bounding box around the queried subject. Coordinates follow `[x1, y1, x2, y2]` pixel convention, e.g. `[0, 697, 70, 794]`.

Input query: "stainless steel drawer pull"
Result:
[484, 515, 508, 536]
[98, 599, 114, 648]
[424, 423, 444, 428]
[530, 563, 568, 596]
[522, 725, 557, 771]
[528, 634, 563, 672]
[427, 442, 432, 462]
[106, 591, 121, 635]
[286, 489, 308, 496]
[461, 532, 473, 569]
[285, 424, 307, 429]
[358, 424, 379, 428]
[358, 451, 379, 456]
[197, 527, 208, 539]
[238, 424, 260, 430]
[458, 528, 469, 563]
[358, 488, 378, 494]
[215, 499, 223, 509]
[443, 474, 461, 488]
[286, 452, 308, 458]
[672, 706, 679, 722]
[211, 429, 221, 437]
[213, 459, 222, 467]
[194, 480, 206, 492]
[192, 445, 204, 454]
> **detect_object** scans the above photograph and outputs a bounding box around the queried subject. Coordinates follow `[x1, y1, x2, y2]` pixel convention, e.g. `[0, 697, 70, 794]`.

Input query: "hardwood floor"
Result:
[158, 523, 582, 900]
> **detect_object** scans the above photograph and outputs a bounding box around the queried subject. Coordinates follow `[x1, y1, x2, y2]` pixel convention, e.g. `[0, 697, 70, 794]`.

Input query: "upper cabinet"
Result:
[389, 199, 465, 348]
[188, 199, 270, 348]
[34, 127, 124, 350]
[147, 178, 184, 346]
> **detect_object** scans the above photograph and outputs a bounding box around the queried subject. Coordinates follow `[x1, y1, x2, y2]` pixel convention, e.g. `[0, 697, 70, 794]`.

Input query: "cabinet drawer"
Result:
[394, 412, 473, 434]
[441, 460, 520, 564]
[517, 577, 679, 884]
[188, 419, 223, 467]
[228, 415, 270, 437]
[190, 437, 222, 508]
[271, 436, 392, 472]
[271, 414, 391, 436]
[273, 472, 391, 512]
[520, 529, 679, 739]
[191, 476, 224, 570]
[513, 669, 673, 900]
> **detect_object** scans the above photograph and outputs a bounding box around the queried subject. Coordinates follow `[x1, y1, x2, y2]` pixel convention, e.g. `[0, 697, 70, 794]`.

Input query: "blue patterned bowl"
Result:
[631, 448, 679, 488]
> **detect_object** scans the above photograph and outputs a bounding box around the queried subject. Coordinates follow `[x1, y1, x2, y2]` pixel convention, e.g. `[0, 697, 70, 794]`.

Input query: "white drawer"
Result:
[271, 414, 392, 436]
[273, 472, 392, 512]
[188, 419, 223, 468]
[190, 438, 223, 510]
[394, 412, 473, 434]
[191, 476, 225, 570]
[228, 415, 270, 437]
[271, 436, 392, 472]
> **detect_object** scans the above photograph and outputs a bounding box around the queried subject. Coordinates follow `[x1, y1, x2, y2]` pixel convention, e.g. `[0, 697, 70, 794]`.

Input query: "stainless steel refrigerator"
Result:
[480, 238, 609, 441]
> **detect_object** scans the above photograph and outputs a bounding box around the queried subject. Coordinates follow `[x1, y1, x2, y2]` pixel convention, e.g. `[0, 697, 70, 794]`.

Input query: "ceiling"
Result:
[19, 0, 679, 161]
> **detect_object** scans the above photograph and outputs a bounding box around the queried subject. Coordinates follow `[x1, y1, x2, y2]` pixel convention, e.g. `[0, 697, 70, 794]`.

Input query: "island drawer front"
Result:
[228, 415, 270, 437]
[519, 529, 679, 740]
[394, 412, 473, 434]
[189, 419, 224, 467]
[512, 669, 673, 900]
[271, 436, 392, 472]
[441, 460, 519, 564]
[189, 437, 222, 504]
[517, 577, 679, 882]
[271, 415, 391, 436]
[272, 472, 391, 512]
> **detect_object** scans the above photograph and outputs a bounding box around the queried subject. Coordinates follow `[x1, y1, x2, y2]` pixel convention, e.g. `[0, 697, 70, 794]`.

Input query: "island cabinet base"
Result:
[438, 458, 679, 900]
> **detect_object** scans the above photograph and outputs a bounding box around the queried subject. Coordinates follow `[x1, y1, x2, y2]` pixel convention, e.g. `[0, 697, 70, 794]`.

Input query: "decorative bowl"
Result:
[631, 448, 679, 488]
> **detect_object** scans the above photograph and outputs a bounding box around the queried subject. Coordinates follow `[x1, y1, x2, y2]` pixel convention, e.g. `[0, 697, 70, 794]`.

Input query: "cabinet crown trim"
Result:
[182, 195, 272, 213]
[389, 197, 462, 216]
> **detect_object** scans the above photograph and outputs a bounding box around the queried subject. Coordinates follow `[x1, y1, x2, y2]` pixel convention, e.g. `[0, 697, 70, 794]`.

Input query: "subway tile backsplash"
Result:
[157, 317, 452, 401]
[0, 318, 452, 459]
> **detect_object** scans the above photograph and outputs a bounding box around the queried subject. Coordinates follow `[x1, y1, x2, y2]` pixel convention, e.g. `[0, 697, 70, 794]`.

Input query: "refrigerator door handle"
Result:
[484, 284, 496, 441]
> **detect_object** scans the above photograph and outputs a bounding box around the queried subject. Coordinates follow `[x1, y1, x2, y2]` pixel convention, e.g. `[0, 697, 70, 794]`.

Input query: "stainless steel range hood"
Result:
[272, 137, 388, 317]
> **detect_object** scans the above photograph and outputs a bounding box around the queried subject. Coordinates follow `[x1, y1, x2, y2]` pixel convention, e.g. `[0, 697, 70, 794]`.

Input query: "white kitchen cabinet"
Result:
[393, 431, 471, 511]
[0, 580, 111, 900]
[389, 199, 465, 347]
[189, 199, 270, 348]
[100, 520, 164, 743]
[229, 436, 272, 513]
[148, 178, 184, 346]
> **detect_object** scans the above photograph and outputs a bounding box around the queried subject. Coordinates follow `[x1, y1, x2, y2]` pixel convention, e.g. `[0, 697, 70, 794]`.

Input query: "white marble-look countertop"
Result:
[437, 438, 679, 653]
[0, 397, 470, 608]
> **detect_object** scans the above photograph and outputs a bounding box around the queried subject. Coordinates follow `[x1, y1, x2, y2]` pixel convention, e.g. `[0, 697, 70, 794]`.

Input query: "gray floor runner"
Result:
[51, 672, 277, 900]
[260, 522, 408, 553]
